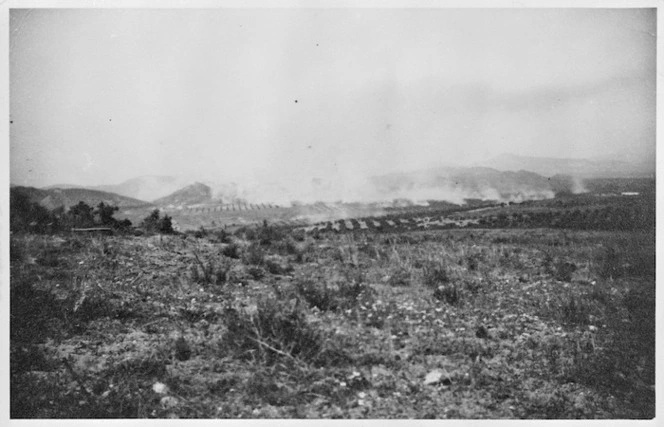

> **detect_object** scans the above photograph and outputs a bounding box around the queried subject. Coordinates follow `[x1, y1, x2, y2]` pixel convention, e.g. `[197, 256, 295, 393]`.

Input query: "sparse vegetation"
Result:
[221, 242, 241, 259]
[422, 260, 450, 289]
[10, 190, 655, 419]
[433, 283, 461, 305]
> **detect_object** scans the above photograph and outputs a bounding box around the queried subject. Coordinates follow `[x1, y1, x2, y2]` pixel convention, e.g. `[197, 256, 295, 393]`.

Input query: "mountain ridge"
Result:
[11, 186, 151, 210]
[480, 153, 654, 178]
[26, 154, 653, 208]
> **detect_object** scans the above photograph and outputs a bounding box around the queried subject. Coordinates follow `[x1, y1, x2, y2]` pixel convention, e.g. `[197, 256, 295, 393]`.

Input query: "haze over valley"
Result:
[10, 8, 655, 217]
[11, 151, 654, 232]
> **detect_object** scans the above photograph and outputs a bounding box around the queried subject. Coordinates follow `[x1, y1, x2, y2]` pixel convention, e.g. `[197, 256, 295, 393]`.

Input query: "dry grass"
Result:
[10, 225, 655, 419]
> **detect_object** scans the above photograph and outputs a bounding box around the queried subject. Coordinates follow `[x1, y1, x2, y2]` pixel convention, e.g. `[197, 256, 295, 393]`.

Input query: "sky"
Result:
[9, 7, 656, 193]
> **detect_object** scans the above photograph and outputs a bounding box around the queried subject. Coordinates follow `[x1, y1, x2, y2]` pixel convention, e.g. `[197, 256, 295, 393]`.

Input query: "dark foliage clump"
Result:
[433, 283, 461, 306]
[11, 193, 133, 234]
[10, 190, 60, 233]
[213, 229, 233, 244]
[422, 260, 450, 289]
[221, 243, 241, 259]
[140, 209, 174, 234]
[264, 258, 293, 275]
[553, 261, 577, 282]
[295, 278, 338, 311]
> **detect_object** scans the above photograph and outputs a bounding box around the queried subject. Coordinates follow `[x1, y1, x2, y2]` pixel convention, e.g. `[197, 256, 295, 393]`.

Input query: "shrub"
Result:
[553, 261, 577, 282]
[213, 229, 232, 244]
[246, 266, 265, 280]
[422, 260, 450, 289]
[242, 226, 258, 241]
[295, 278, 338, 311]
[243, 243, 265, 266]
[357, 242, 384, 260]
[462, 277, 484, 295]
[221, 243, 241, 259]
[465, 252, 485, 271]
[265, 258, 293, 275]
[433, 283, 461, 306]
[290, 229, 306, 242]
[117, 218, 133, 231]
[295, 268, 370, 312]
[387, 266, 411, 287]
[340, 267, 367, 298]
[255, 221, 286, 246]
[190, 253, 231, 286]
[221, 298, 324, 365]
[559, 295, 590, 326]
[541, 252, 555, 274]
[273, 236, 296, 254]
[232, 226, 248, 239]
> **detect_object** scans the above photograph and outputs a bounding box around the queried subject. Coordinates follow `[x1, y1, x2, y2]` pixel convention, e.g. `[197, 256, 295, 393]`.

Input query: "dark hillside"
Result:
[11, 186, 151, 210]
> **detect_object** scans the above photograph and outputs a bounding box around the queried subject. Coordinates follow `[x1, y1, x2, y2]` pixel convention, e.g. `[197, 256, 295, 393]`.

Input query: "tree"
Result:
[141, 209, 160, 232]
[140, 209, 174, 234]
[67, 201, 95, 228]
[118, 218, 133, 230]
[159, 214, 174, 234]
[10, 190, 57, 233]
[95, 202, 119, 227]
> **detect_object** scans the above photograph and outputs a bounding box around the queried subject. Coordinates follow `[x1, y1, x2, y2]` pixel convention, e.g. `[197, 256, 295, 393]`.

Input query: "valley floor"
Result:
[10, 226, 655, 419]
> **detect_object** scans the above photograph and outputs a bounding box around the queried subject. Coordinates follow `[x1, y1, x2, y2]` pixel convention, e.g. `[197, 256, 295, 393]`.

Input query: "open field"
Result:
[115, 199, 496, 232]
[10, 217, 655, 418]
[109, 178, 654, 235]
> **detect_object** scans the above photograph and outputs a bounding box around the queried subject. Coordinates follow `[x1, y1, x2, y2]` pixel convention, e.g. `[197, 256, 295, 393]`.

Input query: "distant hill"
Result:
[11, 186, 151, 210]
[42, 183, 87, 190]
[93, 176, 194, 202]
[41, 176, 195, 202]
[153, 182, 212, 207]
[370, 166, 582, 203]
[30, 158, 620, 210]
[482, 154, 653, 179]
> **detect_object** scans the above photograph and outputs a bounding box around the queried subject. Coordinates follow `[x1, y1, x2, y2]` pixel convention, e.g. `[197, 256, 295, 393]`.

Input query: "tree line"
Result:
[475, 205, 654, 231]
[10, 190, 173, 234]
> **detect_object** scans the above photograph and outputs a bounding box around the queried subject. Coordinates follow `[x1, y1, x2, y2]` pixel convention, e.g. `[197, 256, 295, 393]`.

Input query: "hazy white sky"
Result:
[10, 8, 656, 189]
